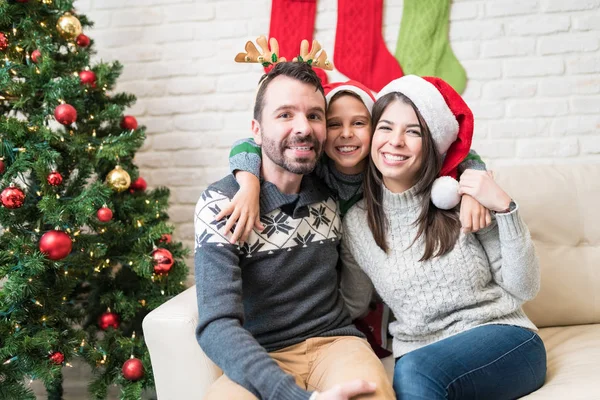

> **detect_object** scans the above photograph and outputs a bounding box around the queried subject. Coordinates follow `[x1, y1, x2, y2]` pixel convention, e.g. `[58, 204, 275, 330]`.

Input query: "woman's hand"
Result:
[458, 170, 512, 213]
[215, 171, 264, 244]
[459, 194, 492, 233]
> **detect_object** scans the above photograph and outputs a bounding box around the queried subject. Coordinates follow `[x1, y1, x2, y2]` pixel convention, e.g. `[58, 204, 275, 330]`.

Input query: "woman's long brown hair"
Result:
[363, 92, 460, 261]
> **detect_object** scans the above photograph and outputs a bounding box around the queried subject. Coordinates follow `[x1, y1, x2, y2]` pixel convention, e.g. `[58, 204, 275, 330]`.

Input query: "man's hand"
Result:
[215, 171, 264, 244]
[460, 194, 492, 233]
[458, 170, 512, 213]
[316, 380, 377, 400]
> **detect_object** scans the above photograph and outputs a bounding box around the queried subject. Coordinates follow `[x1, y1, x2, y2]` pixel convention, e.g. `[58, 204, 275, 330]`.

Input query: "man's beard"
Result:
[261, 133, 322, 175]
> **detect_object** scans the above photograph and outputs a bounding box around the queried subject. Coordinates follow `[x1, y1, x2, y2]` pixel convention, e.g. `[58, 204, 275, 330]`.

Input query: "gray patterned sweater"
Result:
[340, 184, 540, 358]
[194, 174, 362, 400]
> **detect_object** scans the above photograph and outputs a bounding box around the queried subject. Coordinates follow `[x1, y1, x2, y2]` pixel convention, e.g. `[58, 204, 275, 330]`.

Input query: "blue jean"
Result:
[393, 325, 547, 400]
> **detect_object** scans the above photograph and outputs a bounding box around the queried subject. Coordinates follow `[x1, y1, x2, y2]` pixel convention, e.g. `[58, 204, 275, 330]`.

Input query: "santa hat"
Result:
[324, 80, 376, 115]
[376, 75, 474, 210]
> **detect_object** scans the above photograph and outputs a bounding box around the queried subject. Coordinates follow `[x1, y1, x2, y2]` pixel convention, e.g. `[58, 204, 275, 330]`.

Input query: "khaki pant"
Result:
[204, 336, 394, 399]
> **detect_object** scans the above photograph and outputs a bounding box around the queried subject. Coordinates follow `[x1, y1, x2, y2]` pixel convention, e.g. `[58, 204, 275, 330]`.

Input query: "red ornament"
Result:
[122, 358, 144, 381]
[79, 70, 96, 87]
[97, 207, 113, 222]
[49, 351, 64, 365]
[159, 234, 172, 244]
[0, 33, 8, 51]
[120, 115, 138, 130]
[129, 177, 147, 192]
[39, 230, 72, 260]
[54, 104, 77, 125]
[98, 311, 120, 330]
[76, 34, 90, 48]
[31, 49, 41, 63]
[0, 159, 5, 174]
[152, 248, 174, 274]
[1, 185, 25, 209]
[47, 171, 63, 186]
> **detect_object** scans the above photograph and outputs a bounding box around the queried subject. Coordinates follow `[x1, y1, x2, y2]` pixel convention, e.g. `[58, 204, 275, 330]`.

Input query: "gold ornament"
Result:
[105, 166, 131, 192]
[56, 13, 82, 41]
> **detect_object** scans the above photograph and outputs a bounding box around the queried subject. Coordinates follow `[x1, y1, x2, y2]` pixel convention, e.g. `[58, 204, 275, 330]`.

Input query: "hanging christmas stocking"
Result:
[334, 0, 403, 92]
[268, 0, 328, 83]
[395, 0, 467, 94]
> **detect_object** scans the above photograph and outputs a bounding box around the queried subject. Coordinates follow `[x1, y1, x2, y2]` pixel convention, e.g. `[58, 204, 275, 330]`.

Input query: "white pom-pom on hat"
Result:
[431, 176, 461, 210]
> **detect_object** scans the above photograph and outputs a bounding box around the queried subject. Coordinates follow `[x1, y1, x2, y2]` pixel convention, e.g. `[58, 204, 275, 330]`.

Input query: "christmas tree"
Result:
[0, 1, 188, 398]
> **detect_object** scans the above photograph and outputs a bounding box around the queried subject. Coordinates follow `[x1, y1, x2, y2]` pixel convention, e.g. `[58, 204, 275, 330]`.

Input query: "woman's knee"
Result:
[393, 352, 446, 399]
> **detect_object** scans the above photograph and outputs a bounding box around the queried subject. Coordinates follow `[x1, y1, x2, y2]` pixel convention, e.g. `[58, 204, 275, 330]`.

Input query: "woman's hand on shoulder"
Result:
[458, 170, 512, 213]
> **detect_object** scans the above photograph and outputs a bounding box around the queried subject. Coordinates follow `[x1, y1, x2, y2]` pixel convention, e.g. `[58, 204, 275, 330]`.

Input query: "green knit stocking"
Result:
[395, 0, 467, 94]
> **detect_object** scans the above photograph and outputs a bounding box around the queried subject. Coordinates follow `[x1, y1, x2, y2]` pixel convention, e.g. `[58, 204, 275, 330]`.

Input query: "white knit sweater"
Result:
[340, 184, 539, 358]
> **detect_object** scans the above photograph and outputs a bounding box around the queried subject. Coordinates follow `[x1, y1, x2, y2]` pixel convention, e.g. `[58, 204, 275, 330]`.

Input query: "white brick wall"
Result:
[75, 0, 600, 261]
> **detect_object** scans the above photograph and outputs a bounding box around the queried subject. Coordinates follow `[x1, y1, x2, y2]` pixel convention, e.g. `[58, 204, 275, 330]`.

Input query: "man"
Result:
[194, 62, 394, 399]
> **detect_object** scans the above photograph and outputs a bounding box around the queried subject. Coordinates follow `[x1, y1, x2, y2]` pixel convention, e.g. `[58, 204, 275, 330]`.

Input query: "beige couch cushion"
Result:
[523, 324, 600, 399]
[494, 164, 600, 328]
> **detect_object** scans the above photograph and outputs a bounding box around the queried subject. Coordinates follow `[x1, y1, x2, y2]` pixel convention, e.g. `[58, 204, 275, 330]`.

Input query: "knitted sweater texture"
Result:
[340, 184, 540, 358]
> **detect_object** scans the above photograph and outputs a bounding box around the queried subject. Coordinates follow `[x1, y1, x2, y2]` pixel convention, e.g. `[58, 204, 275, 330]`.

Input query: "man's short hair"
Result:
[253, 62, 325, 123]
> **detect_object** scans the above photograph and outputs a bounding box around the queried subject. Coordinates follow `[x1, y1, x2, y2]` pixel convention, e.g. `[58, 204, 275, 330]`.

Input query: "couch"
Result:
[143, 163, 600, 399]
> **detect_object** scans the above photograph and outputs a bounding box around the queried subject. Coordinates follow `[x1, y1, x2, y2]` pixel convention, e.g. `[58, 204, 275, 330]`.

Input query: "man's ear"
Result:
[251, 119, 262, 145]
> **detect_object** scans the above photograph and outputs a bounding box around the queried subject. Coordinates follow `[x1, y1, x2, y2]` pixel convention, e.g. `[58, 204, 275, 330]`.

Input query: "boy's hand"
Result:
[459, 194, 492, 233]
[215, 172, 263, 244]
[316, 380, 377, 400]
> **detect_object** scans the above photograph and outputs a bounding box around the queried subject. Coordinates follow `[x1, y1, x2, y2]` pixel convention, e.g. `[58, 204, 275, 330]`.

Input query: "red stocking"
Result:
[269, 0, 328, 83]
[334, 0, 403, 92]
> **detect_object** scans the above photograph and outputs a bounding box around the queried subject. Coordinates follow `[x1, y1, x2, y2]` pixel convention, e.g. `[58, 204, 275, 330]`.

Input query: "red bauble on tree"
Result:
[98, 311, 120, 330]
[0, 159, 5, 174]
[129, 177, 147, 193]
[0, 33, 8, 51]
[49, 351, 64, 365]
[122, 357, 144, 381]
[54, 104, 77, 125]
[1, 185, 25, 209]
[47, 171, 63, 186]
[79, 70, 96, 87]
[39, 230, 72, 260]
[152, 248, 174, 274]
[159, 233, 172, 244]
[120, 115, 138, 130]
[31, 49, 41, 63]
[97, 206, 113, 222]
[76, 33, 90, 47]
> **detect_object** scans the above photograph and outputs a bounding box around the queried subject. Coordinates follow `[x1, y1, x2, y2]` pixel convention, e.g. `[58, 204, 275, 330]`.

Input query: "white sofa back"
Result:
[495, 164, 600, 328]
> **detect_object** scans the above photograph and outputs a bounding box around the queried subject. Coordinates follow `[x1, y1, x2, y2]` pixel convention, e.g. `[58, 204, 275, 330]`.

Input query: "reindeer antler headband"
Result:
[235, 35, 333, 70]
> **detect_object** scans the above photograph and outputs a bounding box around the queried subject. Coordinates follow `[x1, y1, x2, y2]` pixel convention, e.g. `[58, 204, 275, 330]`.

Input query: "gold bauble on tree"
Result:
[105, 166, 131, 192]
[56, 13, 82, 40]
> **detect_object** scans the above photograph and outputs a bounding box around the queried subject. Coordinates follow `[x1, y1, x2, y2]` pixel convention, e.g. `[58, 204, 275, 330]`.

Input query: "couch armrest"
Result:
[142, 286, 222, 399]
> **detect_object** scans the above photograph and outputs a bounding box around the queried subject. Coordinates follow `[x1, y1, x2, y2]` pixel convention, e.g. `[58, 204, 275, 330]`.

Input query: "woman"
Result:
[340, 75, 546, 399]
